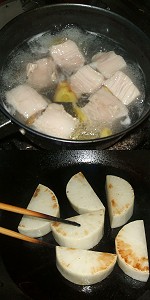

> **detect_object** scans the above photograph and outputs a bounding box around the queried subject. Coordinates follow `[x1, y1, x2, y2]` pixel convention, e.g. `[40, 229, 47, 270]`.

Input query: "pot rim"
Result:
[0, 3, 150, 144]
[0, 104, 149, 144]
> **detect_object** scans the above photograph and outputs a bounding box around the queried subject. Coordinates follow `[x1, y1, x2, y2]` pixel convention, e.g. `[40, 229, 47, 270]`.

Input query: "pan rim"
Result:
[0, 3, 150, 145]
[0, 151, 150, 299]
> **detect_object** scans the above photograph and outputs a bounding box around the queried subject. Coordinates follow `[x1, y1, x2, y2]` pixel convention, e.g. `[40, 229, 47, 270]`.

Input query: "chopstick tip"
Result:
[74, 222, 81, 227]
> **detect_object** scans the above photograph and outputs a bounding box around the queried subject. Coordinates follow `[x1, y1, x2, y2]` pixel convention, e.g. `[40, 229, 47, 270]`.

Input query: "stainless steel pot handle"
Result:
[0, 111, 18, 139]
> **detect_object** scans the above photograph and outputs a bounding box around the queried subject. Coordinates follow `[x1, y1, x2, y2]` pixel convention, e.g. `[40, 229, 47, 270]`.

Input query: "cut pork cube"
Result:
[104, 71, 140, 105]
[81, 87, 129, 124]
[56, 246, 117, 285]
[51, 210, 104, 250]
[70, 65, 104, 97]
[91, 51, 126, 78]
[6, 84, 48, 120]
[50, 39, 85, 75]
[33, 103, 78, 139]
[26, 57, 58, 90]
[18, 184, 60, 238]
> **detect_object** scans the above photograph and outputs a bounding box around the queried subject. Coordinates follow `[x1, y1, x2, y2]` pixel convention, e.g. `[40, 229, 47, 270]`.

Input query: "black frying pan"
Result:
[0, 4, 150, 149]
[0, 151, 150, 300]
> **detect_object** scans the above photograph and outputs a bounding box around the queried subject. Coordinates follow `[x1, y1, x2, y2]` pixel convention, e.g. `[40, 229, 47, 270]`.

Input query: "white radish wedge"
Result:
[115, 220, 149, 282]
[105, 175, 134, 228]
[18, 184, 60, 238]
[51, 210, 104, 250]
[56, 246, 117, 285]
[66, 172, 105, 214]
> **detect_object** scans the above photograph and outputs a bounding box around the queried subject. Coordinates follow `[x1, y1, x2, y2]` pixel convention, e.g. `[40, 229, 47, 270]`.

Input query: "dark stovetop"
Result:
[0, 0, 149, 150]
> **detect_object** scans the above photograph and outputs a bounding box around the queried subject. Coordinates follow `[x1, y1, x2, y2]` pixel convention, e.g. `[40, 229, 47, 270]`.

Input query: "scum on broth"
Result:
[0, 25, 145, 140]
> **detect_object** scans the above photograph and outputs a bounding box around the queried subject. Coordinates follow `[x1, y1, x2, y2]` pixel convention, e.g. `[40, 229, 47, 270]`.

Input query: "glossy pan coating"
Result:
[0, 151, 150, 299]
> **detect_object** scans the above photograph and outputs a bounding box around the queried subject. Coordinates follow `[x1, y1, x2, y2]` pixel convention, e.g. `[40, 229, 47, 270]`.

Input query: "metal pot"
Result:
[0, 4, 150, 149]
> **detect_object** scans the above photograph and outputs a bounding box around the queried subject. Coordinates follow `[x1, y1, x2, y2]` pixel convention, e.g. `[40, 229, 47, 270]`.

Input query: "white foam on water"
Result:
[0, 25, 145, 139]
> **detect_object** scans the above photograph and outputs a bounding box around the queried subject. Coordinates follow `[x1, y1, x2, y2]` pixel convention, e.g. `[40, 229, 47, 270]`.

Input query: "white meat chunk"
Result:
[104, 71, 140, 105]
[26, 57, 58, 91]
[82, 87, 128, 124]
[50, 39, 85, 75]
[6, 84, 48, 119]
[70, 65, 104, 97]
[33, 103, 78, 139]
[91, 51, 126, 78]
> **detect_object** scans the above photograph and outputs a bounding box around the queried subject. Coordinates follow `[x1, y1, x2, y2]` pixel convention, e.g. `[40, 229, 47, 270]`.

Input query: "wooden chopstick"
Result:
[0, 226, 55, 248]
[0, 202, 80, 227]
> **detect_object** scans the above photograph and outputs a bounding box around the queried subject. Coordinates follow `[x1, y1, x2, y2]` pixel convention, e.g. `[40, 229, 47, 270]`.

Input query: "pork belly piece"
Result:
[91, 51, 126, 79]
[6, 84, 48, 119]
[33, 103, 78, 139]
[104, 71, 140, 105]
[50, 39, 85, 75]
[26, 57, 58, 91]
[81, 87, 128, 124]
[70, 65, 104, 97]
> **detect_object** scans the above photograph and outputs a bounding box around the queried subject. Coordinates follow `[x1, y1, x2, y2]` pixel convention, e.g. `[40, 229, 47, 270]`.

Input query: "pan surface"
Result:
[0, 151, 150, 300]
[0, 4, 150, 149]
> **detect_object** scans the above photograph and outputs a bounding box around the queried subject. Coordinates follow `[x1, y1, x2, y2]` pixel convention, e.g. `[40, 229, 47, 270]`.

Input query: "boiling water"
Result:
[0, 25, 145, 140]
